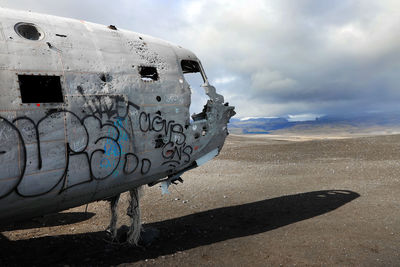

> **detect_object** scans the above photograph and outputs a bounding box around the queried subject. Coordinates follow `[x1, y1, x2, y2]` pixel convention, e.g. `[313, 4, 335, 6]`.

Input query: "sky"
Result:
[1, 0, 400, 119]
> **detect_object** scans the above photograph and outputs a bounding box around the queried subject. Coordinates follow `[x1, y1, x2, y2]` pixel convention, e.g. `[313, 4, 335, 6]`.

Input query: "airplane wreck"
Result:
[0, 8, 235, 244]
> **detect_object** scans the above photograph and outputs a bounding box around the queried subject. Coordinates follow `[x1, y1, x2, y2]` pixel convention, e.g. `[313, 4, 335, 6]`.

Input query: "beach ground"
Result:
[1, 134, 399, 266]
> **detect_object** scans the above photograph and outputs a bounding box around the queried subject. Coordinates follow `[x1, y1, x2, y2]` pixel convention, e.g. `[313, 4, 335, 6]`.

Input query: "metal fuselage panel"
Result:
[0, 8, 234, 222]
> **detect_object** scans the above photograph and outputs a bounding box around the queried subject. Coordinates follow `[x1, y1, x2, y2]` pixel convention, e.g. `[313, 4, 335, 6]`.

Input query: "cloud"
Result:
[213, 76, 237, 85]
[287, 114, 322, 122]
[251, 69, 297, 92]
[2, 0, 400, 118]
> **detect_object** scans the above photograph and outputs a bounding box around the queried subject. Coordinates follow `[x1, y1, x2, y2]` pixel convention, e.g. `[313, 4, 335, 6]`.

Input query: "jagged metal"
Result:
[126, 187, 142, 245]
[107, 187, 143, 246]
[106, 194, 120, 240]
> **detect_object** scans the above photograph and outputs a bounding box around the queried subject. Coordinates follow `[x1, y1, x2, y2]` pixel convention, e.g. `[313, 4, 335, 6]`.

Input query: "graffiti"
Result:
[138, 112, 193, 168]
[102, 118, 130, 178]
[0, 86, 198, 199]
[0, 93, 153, 199]
[13, 116, 42, 169]
[0, 111, 117, 198]
[161, 142, 193, 168]
[139, 112, 186, 145]
[102, 117, 151, 177]
[77, 85, 140, 120]
[0, 116, 27, 199]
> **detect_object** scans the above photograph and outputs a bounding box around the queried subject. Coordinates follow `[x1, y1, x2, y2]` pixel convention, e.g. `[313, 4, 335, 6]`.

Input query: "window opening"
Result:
[139, 66, 159, 82]
[18, 75, 64, 103]
[14, 22, 44, 41]
[181, 60, 208, 119]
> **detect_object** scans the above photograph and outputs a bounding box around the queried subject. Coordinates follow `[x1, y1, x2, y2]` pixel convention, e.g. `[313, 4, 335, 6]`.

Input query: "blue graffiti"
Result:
[102, 118, 132, 178]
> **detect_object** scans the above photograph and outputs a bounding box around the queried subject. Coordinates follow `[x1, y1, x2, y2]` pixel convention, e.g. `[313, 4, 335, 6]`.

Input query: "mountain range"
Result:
[228, 113, 400, 135]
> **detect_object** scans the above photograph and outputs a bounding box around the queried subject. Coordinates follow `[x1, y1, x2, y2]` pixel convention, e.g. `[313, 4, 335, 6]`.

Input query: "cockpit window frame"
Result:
[180, 60, 208, 84]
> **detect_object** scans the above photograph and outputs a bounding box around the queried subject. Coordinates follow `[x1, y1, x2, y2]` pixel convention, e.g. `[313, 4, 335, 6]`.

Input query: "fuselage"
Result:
[0, 8, 234, 222]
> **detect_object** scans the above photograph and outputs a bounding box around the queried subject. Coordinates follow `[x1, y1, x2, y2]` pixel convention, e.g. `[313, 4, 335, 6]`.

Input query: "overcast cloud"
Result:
[1, 0, 400, 118]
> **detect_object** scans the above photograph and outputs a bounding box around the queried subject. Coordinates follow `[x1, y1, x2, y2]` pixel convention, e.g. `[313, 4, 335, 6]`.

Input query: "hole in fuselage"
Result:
[202, 126, 208, 136]
[139, 66, 159, 82]
[99, 73, 112, 83]
[181, 60, 208, 121]
[155, 134, 164, 148]
[14, 22, 44, 41]
[18, 75, 64, 103]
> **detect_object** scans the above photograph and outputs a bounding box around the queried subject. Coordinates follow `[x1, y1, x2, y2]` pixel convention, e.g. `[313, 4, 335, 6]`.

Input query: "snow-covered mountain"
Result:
[228, 113, 400, 134]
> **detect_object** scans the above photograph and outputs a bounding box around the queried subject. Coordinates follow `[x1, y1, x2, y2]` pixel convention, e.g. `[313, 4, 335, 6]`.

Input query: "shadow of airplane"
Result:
[0, 190, 359, 266]
[0, 212, 96, 232]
